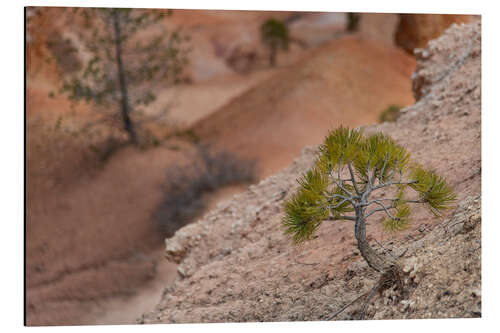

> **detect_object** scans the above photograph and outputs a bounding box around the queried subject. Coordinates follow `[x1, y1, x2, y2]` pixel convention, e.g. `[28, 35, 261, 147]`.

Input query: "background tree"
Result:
[346, 13, 361, 32]
[379, 104, 402, 123]
[282, 127, 456, 273]
[260, 18, 289, 67]
[60, 8, 189, 145]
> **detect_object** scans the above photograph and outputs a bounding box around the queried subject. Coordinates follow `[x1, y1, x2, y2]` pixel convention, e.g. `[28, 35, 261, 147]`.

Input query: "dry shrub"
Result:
[154, 144, 257, 237]
[46, 31, 82, 74]
[379, 104, 402, 123]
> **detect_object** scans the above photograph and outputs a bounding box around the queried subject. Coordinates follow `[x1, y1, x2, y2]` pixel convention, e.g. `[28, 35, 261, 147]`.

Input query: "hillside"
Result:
[193, 36, 416, 178]
[140, 21, 481, 323]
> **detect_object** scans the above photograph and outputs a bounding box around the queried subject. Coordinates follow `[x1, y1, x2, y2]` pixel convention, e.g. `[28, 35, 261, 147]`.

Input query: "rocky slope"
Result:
[140, 20, 481, 323]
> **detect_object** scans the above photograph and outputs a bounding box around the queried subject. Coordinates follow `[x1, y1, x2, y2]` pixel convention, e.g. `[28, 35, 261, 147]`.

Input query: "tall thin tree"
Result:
[60, 8, 189, 144]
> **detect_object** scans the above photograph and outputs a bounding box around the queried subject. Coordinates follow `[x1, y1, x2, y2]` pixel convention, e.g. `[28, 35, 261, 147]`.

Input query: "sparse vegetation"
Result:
[57, 8, 190, 145]
[282, 127, 456, 274]
[154, 144, 256, 236]
[260, 18, 289, 67]
[379, 104, 402, 123]
[46, 32, 82, 74]
[170, 128, 200, 143]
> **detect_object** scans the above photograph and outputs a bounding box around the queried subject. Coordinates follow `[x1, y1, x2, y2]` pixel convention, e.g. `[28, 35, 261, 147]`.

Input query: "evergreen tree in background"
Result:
[59, 8, 189, 144]
[346, 13, 361, 32]
[282, 127, 456, 274]
[260, 18, 289, 67]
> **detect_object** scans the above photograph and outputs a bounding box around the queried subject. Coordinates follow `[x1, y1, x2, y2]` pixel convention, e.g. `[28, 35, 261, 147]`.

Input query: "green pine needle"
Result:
[319, 126, 363, 168]
[282, 189, 328, 244]
[383, 199, 411, 232]
[282, 168, 329, 243]
[409, 165, 457, 215]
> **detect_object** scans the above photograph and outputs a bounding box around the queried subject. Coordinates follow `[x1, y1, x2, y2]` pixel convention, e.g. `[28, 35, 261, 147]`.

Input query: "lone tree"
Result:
[282, 127, 456, 273]
[60, 8, 189, 144]
[260, 18, 289, 67]
[346, 13, 361, 32]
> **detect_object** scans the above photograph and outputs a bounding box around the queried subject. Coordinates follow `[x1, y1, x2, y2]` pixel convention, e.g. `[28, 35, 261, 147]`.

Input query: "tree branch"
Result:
[348, 162, 361, 196]
[371, 165, 378, 188]
[383, 159, 399, 185]
[363, 198, 398, 204]
[365, 207, 388, 219]
[325, 193, 352, 203]
[329, 198, 348, 209]
[329, 166, 354, 200]
[327, 215, 356, 221]
[372, 180, 417, 191]
[366, 159, 373, 190]
[366, 200, 396, 219]
[379, 153, 389, 185]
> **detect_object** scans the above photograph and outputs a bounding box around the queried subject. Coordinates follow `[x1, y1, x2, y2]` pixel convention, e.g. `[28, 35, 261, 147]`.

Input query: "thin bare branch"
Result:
[372, 180, 417, 191]
[363, 197, 421, 206]
[384, 159, 399, 184]
[366, 160, 373, 190]
[325, 193, 352, 203]
[329, 198, 348, 209]
[371, 166, 378, 188]
[363, 198, 398, 204]
[338, 155, 343, 183]
[366, 200, 396, 219]
[329, 167, 354, 200]
[327, 215, 356, 221]
[348, 162, 361, 196]
[379, 153, 389, 185]
[365, 207, 388, 219]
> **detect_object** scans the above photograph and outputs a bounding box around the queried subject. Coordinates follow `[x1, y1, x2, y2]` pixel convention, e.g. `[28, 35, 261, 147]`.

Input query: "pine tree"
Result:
[260, 18, 289, 67]
[59, 8, 189, 144]
[346, 13, 361, 32]
[282, 127, 456, 273]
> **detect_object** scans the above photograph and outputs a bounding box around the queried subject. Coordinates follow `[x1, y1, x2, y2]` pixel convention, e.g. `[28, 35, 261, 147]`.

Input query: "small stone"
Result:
[401, 300, 414, 311]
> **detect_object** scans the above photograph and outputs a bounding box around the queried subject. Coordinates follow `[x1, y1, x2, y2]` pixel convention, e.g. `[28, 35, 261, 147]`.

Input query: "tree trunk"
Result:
[112, 10, 137, 145]
[346, 13, 361, 32]
[354, 208, 394, 273]
[269, 43, 277, 67]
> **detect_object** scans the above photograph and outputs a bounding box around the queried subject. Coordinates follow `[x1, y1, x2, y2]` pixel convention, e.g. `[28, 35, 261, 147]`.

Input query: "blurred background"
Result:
[25, 7, 478, 325]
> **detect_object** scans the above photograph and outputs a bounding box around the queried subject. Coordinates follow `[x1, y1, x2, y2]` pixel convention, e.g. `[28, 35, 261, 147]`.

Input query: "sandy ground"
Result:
[89, 182, 248, 325]
[194, 36, 416, 178]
